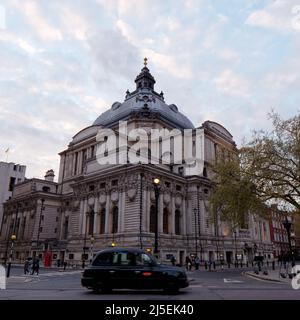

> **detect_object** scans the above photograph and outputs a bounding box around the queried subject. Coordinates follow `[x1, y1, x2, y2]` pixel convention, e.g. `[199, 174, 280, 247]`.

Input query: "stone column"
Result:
[104, 194, 111, 233]
[93, 195, 99, 235]
[143, 189, 149, 232]
[117, 193, 122, 233]
[171, 195, 175, 234]
[82, 198, 87, 235]
[79, 199, 84, 234]
[182, 198, 186, 236]
[158, 192, 163, 233]
[120, 191, 126, 233]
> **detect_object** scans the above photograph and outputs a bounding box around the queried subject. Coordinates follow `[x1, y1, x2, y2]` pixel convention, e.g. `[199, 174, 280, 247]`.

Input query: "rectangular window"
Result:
[74, 152, 78, 175]
[176, 185, 182, 191]
[9, 177, 16, 192]
[91, 145, 95, 158]
[111, 179, 118, 186]
[69, 254, 74, 260]
[100, 182, 106, 189]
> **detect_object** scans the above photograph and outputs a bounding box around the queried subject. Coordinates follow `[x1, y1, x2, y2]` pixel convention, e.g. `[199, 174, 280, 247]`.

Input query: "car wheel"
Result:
[91, 287, 100, 294]
[101, 285, 112, 293]
[163, 283, 179, 295]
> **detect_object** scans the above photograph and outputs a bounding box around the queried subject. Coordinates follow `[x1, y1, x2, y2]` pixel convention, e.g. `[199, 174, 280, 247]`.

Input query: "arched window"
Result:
[150, 205, 156, 233]
[175, 209, 181, 235]
[163, 208, 169, 234]
[99, 208, 105, 234]
[111, 206, 118, 234]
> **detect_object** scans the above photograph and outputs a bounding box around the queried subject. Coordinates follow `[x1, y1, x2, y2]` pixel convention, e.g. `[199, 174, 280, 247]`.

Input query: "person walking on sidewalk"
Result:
[24, 259, 30, 275]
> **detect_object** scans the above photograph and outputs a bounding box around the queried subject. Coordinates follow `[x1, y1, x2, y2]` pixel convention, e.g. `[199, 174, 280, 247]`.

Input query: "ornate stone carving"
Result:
[99, 193, 106, 205]
[163, 193, 171, 205]
[127, 188, 137, 201]
[175, 194, 182, 207]
[88, 197, 95, 206]
[111, 191, 119, 203]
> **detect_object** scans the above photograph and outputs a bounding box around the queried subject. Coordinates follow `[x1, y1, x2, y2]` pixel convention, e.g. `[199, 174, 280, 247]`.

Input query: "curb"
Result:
[244, 271, 287, 284]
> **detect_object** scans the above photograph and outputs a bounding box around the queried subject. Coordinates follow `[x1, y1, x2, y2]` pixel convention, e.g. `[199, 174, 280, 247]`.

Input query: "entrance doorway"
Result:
[226, 251, 232, 264]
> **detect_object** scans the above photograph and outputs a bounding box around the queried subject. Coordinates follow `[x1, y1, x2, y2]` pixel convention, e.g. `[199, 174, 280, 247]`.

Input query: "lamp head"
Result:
[11, 234, 16, 241]
[111, 242, 116, 247]
[153, 178, 160, 185]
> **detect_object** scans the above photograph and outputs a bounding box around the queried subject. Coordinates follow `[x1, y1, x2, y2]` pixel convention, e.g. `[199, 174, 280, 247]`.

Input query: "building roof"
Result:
[93, 61, 194, 130]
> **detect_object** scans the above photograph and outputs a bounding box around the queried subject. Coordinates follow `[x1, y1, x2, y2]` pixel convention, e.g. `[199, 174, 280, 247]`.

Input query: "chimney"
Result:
[45, 169, 55, 182]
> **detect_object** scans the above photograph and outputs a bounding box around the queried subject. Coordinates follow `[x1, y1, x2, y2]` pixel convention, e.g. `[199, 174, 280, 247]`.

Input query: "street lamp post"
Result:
[282, 217, 295, 267]
[6, 234, 16, 278]
[193, 208, 198, 257]
[90, 236, 95, 264]
[153, 178, 161, 257]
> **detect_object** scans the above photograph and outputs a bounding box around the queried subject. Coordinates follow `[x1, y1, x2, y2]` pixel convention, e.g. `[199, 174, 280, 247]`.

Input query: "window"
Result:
[111, 207, 118, 233]
[13, 165, 17, 171]
[135, 253, 153, 266]
[92, 252, 113, 266]
[42, 186, 50, 192]
[112, 179, 118, 186]
[56, 216, 59, 222]
[176, 185, 182, 191]
[9, 177, 16, 192]
[150, 205, 156, 233]
[63, 217, 69, 239]
[89, 185, 95, 192]
[74, 152, 78, 175]
[82, 149, 87, 172]
[91, 145, 95, 158]
[100, 182, 106, 189]
[175, 210, 181, 235]
[68, 254, 74, 260]
[99, 208, 106, 234]
[39, 227, 43, 233]
[163, 208, 169, 234]
[112, 252, 135, 266]
[178, 167, 184, 176]
[54, 228, 57, 233]
[165, 182, 171, 188]
[41, 215, 44, 221]
[204, 189, 209, 194]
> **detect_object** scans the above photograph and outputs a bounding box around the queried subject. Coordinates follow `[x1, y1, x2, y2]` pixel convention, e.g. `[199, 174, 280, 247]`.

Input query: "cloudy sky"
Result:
[0, 0, 299, 179]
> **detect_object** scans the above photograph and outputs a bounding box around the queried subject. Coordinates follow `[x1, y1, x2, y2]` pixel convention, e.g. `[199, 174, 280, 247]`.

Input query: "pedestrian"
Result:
[24, 259, 30, 275]
[36, 259, 40, 275]
[195, 256, 200, 270]
[63, 261, 67, 271]
[170, 255, 176, 266]
[57, 259, 61, 268]
[31, 258, 36, 275]
[185, 256, 192, 271]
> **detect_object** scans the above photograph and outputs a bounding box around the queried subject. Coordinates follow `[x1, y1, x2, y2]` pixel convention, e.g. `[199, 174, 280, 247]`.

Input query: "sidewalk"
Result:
[244, 269, 292, 284]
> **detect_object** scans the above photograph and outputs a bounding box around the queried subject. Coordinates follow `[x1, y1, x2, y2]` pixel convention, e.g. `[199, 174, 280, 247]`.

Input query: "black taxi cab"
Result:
[81, 248, 189, 293]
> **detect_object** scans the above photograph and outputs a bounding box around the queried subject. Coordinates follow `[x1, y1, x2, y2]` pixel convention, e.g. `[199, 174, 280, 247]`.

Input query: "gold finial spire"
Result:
[144, 57, 148, 67]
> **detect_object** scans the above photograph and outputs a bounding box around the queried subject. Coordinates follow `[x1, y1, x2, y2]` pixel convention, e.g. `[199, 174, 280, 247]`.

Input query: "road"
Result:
[0, 266, 300, 300]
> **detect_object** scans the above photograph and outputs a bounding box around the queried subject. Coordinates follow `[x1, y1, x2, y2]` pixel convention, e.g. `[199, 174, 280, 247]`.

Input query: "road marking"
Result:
[224, 278, 243, 283]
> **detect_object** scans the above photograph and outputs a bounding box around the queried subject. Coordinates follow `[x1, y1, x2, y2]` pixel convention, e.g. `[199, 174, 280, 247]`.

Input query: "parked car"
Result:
[81, 248, 189, 293]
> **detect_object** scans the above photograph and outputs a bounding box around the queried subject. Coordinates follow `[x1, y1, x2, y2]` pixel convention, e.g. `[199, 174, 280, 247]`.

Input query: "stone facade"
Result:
[0, 63, 274, 266]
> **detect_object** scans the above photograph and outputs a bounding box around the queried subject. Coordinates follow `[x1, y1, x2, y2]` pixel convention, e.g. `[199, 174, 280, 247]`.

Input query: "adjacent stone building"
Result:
[0, 62, 274, 266]
[0, 162, 26, 226]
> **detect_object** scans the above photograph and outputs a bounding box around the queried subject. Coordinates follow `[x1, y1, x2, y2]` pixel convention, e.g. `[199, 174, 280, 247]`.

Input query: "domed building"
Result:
[0, 61, 274, 266]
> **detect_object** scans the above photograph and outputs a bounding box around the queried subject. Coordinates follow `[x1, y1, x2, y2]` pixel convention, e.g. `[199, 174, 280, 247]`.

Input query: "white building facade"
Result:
[0, 162, 26, 226]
